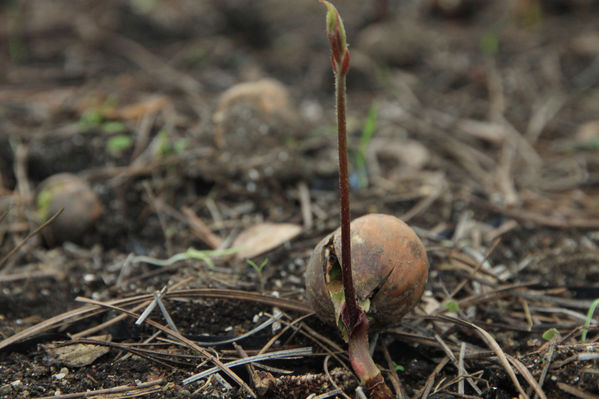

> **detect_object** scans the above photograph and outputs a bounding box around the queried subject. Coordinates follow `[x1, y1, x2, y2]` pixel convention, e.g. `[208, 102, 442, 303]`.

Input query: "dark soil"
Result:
[2, 1, 599, 398]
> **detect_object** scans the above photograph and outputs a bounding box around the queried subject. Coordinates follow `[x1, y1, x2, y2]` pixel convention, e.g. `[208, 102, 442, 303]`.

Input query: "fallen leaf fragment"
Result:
[43, 335, 111, 367]
[233, 223, 302, 259]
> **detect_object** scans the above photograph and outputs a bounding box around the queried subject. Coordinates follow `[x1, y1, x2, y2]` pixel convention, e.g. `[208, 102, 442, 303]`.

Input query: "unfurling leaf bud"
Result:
[320, 0, 349, 76]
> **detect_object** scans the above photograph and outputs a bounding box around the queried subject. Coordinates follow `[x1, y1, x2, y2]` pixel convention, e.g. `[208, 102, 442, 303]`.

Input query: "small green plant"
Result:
[392, 361, 405, 372]
[102, 121, 127, 134]
[353, 102, 377, 189]
[444, 299, 460, 313]
[107, 134, 133, 157]
[155, 129, 188, 158]
[78, 109, 104, 132]
[78, 98, 122, 133]
[173, 138, 188, 154]
[247, 258, 269, 292]
[581, 298, 599, 342]
[542, 328, 560, 341]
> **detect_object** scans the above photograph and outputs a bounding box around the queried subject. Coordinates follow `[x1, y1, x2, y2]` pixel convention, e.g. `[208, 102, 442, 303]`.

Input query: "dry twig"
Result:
[0, 209, 64, 272]
[36, 378, 164, 399]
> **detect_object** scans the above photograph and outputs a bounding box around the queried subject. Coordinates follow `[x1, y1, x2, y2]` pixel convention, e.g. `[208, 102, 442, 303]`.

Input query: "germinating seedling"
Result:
[305, 2, 429, 398]
[247, 258, 269, 292]
[581, 297, 599, 341]
[354, 102, 377, 189]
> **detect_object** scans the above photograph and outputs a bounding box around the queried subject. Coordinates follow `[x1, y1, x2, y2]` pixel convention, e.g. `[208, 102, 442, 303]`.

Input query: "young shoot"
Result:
[392, 361, 405, 372]
[445, 299, 460, 314]
[305, 3, 429, 398]
[581, 298, 599, 342]
[354, 102, 377, 189]
[542, 328, 560, 341]
[247, 258, 269, 292]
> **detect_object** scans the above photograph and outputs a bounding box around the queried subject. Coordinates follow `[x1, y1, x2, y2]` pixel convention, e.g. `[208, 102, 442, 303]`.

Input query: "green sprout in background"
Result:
[444, 299, 460, 314]
[392, 361, 405, 372]
[542, 328, 560, 341]
[155, 129, 189, 158]
[102, 121, 127, 135]
[247, 258, 269, 292]
[581, 298, 599, 342]
[107, 134, 133, 157]
[353, 102, 377, 189]
[78, 109, 105, 132]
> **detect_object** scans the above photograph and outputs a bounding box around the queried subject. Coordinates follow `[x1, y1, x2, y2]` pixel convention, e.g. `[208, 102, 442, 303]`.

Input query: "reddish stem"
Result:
[323, 3, 393, 397]
[335, 65, 358, 329]
[348, 313, 393, 398]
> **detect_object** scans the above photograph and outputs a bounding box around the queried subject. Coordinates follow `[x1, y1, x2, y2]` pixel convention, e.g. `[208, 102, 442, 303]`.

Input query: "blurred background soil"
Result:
[1, 0, 599, 398]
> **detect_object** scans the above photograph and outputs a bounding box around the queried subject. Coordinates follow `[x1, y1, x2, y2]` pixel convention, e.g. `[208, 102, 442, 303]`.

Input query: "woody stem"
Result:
[335, 70, 358, 328]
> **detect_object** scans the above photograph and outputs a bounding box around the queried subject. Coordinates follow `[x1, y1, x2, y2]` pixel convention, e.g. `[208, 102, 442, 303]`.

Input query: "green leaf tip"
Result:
[581, 297, 599, 342]
[320, 0, 349, 75]
[321, 0, 337, 33]
[445, 300, 460, 313]
[321, 0, 346, 45]
[542, 328, 559, 341]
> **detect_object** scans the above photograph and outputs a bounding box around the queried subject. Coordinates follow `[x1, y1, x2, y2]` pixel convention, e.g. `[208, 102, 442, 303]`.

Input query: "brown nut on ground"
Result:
[305, 213, 428, 328]
[36, 173, 103, 244]
[213, 78, 299, 149]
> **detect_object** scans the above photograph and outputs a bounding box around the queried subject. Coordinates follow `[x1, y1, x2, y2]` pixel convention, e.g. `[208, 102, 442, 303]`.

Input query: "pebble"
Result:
[213, 78, 299, 149]
[53, 367, 69, 380]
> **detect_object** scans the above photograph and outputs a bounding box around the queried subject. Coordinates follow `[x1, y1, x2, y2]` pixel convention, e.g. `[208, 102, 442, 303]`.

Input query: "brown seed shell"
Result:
[305, 214, 428, 328]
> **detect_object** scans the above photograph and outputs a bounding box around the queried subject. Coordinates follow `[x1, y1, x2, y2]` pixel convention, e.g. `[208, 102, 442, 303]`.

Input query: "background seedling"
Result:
[445, 299, 460, 313]
[246, 258, 269, 292]
[155, 129, 189, 158]
[392, 362, 405, 372]
[542, 328, 560, 341]
[107, 134, 133, 157]
[581, 298, 599, 342]
[353, 102, 377, 189]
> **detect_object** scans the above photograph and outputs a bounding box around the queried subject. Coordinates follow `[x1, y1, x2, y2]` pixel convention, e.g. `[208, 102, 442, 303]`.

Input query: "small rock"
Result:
[356, 19, 430, 67]
[53, 367, 69, 380]
[367, 137, 431, 180]
[213, 78, 299, 149]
